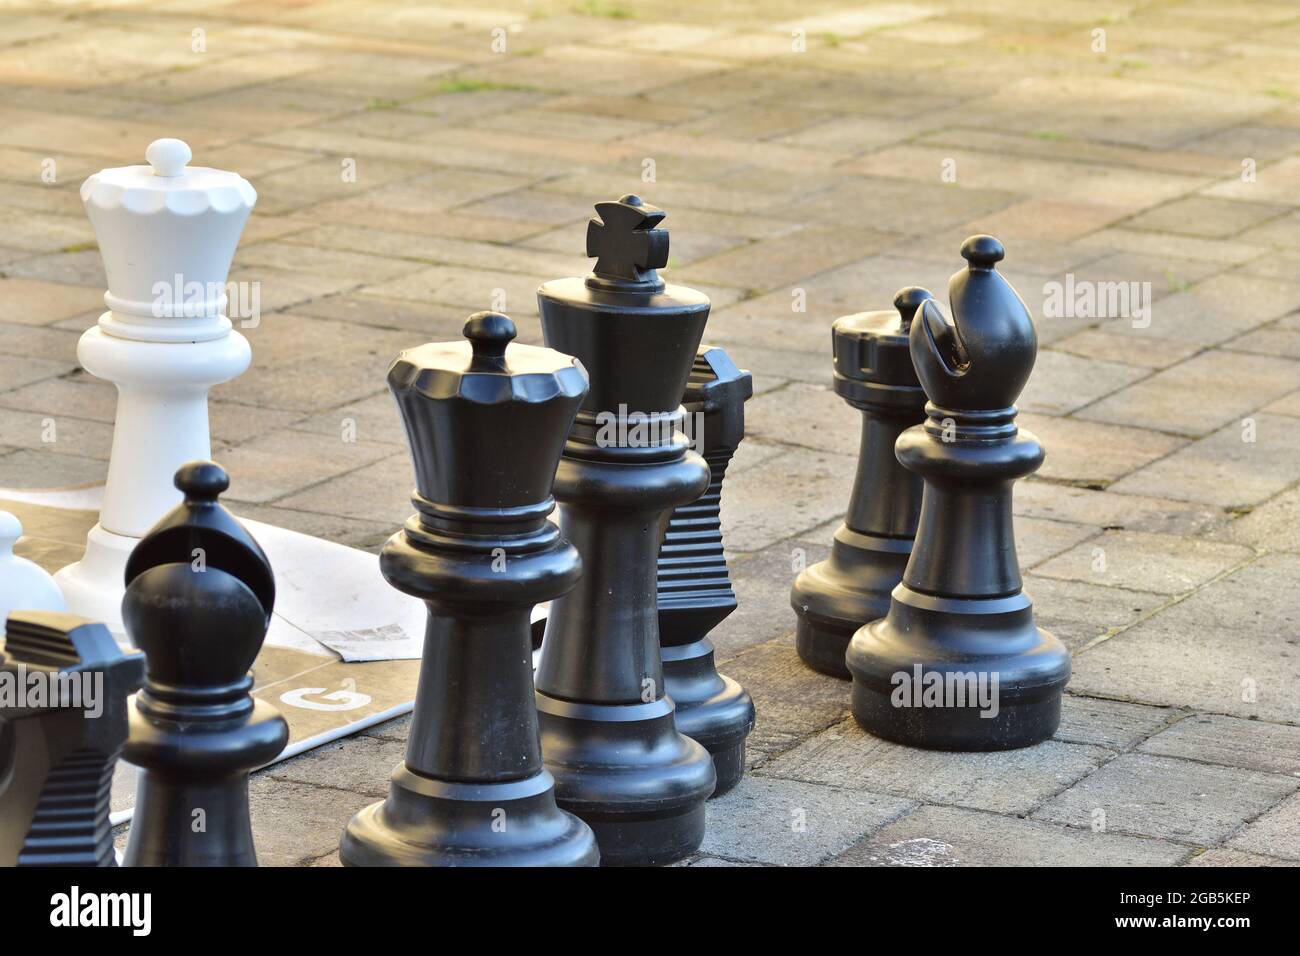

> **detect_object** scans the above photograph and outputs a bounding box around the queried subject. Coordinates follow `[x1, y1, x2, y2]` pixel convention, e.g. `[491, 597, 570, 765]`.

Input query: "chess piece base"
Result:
[537, 692, 715, 866]
[792, 526, 912, 679]
[662, 639, 753, 797]
[846, 587, 1070, 750]
[341, 767, 599, 867]
[52, 523, 135, 639]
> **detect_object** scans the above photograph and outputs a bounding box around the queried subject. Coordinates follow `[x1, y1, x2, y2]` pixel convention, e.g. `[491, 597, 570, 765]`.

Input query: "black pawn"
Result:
[656, 345, 754, 796]
[341, 312, 598, 867]
[0, 612, 143, 866]
[536, 195, 716, 866]
[792, 289, 930, 678]
[846, 237, 1071, 750]
[121, 461, 288, 866]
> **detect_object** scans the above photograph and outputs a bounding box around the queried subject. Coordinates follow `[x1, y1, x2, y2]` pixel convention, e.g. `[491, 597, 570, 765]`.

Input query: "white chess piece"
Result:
[53, 138, 256, 637]
[0, 510, 66, 620]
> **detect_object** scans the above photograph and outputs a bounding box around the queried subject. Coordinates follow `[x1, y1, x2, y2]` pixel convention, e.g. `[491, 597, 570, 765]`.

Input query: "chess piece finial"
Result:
[0, 511, 66, 620]
[656, 345, 755, 795]
[121, 461, 287, 866]
[342, 313, 597, 867]
[145, 138, 191, 177]
[0, 612, 144, 866]
[792, 287, 929, 678]
[535, 199, 717, 865]
[463, 310, 516, 369]
[846, 238, 1070, 750]
[892, 285, 930, 333]
[585, 194, 670, 293]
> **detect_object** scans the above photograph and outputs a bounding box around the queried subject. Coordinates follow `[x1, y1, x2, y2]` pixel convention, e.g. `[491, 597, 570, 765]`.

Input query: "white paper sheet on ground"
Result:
[0, 483, 428, 662]
[244, 518, 426, 661]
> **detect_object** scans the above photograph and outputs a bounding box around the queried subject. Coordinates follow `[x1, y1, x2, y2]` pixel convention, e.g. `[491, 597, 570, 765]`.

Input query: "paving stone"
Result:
[831, 804, 1191, 867]
[1078, 350, 1300, 437]
[1051, 327, 1200, 370]
[1110, 413, 1300, 508]
[274, 453, 415, 527]
[1032, 529, 1253, 595]
[0, 276, 105, 325]
[214, 428, 399, 504]
[1054, 695, 1179, 751]
[1019, 349, 1148, 415]
[1069, 554, 1300, 722]
[244, 776, 375, 867]
[700, 776, 915, 866]
[762, 717, 1112, 815]
[713, 540, 827, 660]
[1016, 516, 1100, 570]
[720, 446, 856, 553]
[1139, 714, 1300, 776]
[1217, 485, 1300, 552]
[1020, 413, 1187, 485]
[264, 734, 406, 800]
[1014, 481, 1225, 536]
[1026, 574, 1168, 652]
[1227, 792, 1300, 860]
[0, 446, 106, 489]
[745, 382, 857, 454]
[1124, 196, 1292, 239]
[1032, 753, 1297, 845]
[722, 640, 851, 766]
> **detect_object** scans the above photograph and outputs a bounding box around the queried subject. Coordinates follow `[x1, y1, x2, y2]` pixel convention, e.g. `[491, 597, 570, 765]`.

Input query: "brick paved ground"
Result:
[2, 0, 1298, 865]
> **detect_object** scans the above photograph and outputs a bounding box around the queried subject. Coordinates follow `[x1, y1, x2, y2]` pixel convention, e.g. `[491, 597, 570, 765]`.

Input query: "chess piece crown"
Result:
[544, 195, 709, 453]
[81, 137, 256, 341]
[387, 311, 589, 536]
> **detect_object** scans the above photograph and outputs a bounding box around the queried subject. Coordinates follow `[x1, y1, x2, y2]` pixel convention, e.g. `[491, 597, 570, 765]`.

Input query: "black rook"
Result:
[656, 346, 754, 796]
[792, 289, 929, 678]
[341, 312, 598, 867]
[0, 612, 143, 866]
[846, 237, 1071, 749]
[122, 461, 288, 866]
[535, 195, 717, 865]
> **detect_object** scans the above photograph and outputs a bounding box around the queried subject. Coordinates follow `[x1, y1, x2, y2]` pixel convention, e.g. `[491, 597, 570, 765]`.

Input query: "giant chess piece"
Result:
[121, 461, 287, 866]
[792, 289, 929, 678]
[535, 195, 716, 865]
[341, 312, 598, 868]
[0, 511, 67, 620]
[0, 612, 143, 866]
[656, 346, 754, 796]
[55, 139, 256, 637]
[846, 237, 1071, 750]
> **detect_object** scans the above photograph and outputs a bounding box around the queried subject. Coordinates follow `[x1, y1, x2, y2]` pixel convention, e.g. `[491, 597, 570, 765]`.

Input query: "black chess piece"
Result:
[341, 312, 599, 868]
[0, 612, 143, 866]
[792, 289, 930, 678]
[121, 461, 288, 866]
[656, 345, 754, 796]
[846, 237, 1070, 750]
[535, 195, 716, 866]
